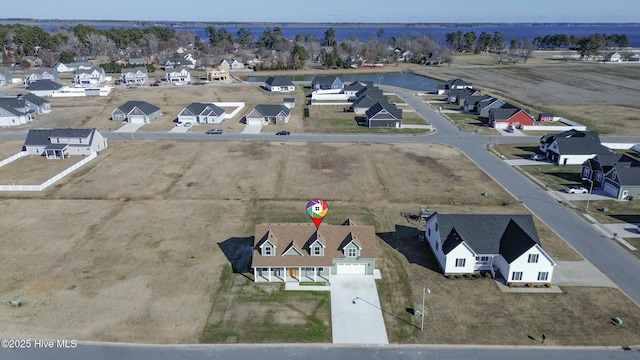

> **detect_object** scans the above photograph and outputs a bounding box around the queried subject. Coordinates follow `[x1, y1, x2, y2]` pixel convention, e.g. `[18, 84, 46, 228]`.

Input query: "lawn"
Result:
[493, 143, 542, 159]
[446, 113, 498, 135]
[520, 165, 584, 191]
[302, 117, 426, 134]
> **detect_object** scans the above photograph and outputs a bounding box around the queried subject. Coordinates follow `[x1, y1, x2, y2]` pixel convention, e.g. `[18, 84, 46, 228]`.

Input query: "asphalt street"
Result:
[1, 86, 640, 358]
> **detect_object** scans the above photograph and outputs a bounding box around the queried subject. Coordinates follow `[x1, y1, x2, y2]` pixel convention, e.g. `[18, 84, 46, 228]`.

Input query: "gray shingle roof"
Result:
[116, 101, 160, 115]
[438, 214, 540, 256]
[185, 103, 224, 116]
[499, 219, 538, 263]
[543, 130, 611, 155]
[24, 128, 97, 146]
[265, 76, 294, 87]
[614, 167, 640, 186]
[22, 93, 47, 106]
[0, 98, 27, 116]
[365, 102, 402, 120]
[254, 104, 290, 117]
[28, 80, 63, 91]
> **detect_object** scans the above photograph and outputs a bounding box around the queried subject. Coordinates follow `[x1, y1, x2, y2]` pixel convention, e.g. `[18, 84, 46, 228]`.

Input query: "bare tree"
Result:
[175, 30, 195, 48]
[141, 33, 159, 56]
[517, 38, 535, 63]
[38, 51, 60, 67]
[85, 33, 116, 57]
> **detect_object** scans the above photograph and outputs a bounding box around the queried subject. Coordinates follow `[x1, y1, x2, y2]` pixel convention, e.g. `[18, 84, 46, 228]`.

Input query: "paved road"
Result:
[0, 342, 637, 360]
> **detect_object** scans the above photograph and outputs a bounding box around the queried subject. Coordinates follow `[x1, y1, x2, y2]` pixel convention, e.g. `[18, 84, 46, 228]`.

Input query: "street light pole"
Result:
[378, 76, 384, 88]
[421, 286, 431, 332]
[583, 177, 594, 213]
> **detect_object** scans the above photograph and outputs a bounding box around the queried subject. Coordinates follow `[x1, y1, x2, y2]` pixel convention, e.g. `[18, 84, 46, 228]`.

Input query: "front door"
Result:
[288, 268, 299, 278]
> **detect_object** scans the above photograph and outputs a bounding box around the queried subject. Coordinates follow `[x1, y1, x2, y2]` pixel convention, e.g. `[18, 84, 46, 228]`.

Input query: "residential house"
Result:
[55, 61, 92, 73]
[365, 102, 402, 128]
[24, 68, 60, 84]
[121, 67, 148, 85]
[265, 76, 295, 92]
[111, 101, 161, 123]
[423, 212, 555, 284]
[540, 129, 612, 165]
[351, 87, 387, 114]
[342, 81, 369, 99]
[436, 78, 472, 95]
[20, 93, 51, 114]
[182, 53, 197, 69]
[582, 154, 640, 200]
[177, 103, 226, 124]
[477, 97, 505, 118]
[218, 59, 231, 73]
[230, 59, 244, 70]
[447, 88, 481, 105]
[311, 76, 344, 91]
[605, 52, 622, 62]
[74, 67, 106, 86]
[22, 128, 107, 159]
[27, 79, 64, 97]
[21, 56, 42, 67]
[165, 66, 191, 84]
[463, 94, 491, 114]
[0, 97, 31, 126]
[245, 104, 291, 125]
[421, 52, 441, 65]
[0, 69, 12, 86]
[538, 113, 554, 122]
[252, 221, 377, 282]
[488, 104, 534, 130]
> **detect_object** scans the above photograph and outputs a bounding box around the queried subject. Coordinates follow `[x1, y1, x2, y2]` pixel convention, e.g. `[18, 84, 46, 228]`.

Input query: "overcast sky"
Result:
[3, 0, 639, 23]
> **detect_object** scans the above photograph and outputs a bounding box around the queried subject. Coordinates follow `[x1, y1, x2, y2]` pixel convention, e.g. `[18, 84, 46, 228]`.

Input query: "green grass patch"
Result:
[447, 113, 498, 135]
[303, 117, 426, 134]
[402, 111, 429, 125]
[521, 165, 583, 190]
[493, 143, 541, 159]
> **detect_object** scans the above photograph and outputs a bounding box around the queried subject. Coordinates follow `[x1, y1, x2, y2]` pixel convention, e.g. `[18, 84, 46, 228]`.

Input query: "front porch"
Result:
[254, 266, 330, 283]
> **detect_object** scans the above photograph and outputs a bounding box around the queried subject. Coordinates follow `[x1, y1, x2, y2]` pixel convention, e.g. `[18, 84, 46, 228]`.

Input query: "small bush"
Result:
[545, 283, 552, 288]
[507, 282, 513, 288]
[483, 272, 492, 278]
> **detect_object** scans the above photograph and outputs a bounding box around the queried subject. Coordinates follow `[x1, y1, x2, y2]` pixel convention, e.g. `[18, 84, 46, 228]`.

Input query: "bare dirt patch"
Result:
[0, 140, 612, 345]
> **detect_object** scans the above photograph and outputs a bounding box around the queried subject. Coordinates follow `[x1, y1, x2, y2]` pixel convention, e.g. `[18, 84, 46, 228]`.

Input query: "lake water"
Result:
[243, 72, 443, 92]
[41, 23, 640, 47]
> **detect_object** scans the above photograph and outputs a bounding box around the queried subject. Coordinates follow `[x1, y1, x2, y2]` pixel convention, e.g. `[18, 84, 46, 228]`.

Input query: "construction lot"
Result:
[0, 140, 639, 346]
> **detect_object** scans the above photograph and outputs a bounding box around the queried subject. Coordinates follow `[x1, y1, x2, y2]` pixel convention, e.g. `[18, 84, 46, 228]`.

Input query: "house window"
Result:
[435, 222, 439, 231]
[56, 137, 60, 143]
[264, 246, 272, 256]
[528, 254, 539, 263]
[79, 138, 82, 143]
[313, 246, 321, 256]
[435, 241, 439, 251]
[455, 258, 466, 267]
[476, 256, 490, 263]
[512, 272, 523, 281]
[262, 268, 268, 272]
[537, 272, 549, 281]
[347, 248, 357, 257]
[318, 267, 324, 272]
[428, 228, 431, 236]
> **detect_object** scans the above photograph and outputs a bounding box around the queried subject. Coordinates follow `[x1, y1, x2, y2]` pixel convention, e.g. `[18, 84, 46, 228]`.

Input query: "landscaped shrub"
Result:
[483, 272, 492, 278]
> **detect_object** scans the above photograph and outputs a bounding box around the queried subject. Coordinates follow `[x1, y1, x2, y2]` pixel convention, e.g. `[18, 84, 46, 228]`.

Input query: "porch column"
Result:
[284, 267, 287, 282]
[268, 268, 271, 282]
[298, 267, 301, 282]
[253, 268, 256, 281]
[313, 267, 317, 282]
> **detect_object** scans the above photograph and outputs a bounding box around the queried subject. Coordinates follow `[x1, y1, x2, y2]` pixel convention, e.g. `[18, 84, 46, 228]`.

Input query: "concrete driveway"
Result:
[330, 275, 388, 344]
[553, 260, 618, 287]
[114, 123, 145, 133]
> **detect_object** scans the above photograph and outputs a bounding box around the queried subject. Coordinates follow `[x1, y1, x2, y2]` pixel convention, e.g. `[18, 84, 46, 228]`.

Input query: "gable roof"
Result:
[542, 130, 611, 155]
[28, 80, 63, 91]
[343, 81, 368, 92]
[446, 78, 472, 88]
[489, 104, 526, 120]
[265, 76, 294, 87]
[253, 104, 290, 117]
[121, 67, 148, 74]
[116, 101, 160, 115]
[21, 93, 48, 106]
[24, 128, 97, 146]
[365, 102, 402, 120]
[184, 103, 225, 117]
[252, 223, 376, 267]
[75, 67, 105, 75]
[436, 214, 540, 255]
[499, 219, 538, 263]
[612, 166, 640, 186]
[0, 98, 28, 116]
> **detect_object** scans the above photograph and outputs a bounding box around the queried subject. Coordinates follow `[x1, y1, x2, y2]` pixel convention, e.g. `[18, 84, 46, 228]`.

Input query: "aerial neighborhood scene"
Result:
[1, 0, 640, 359]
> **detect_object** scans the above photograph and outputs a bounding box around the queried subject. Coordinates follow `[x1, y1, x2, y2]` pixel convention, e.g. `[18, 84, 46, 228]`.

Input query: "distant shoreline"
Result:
[1, 19, 639, 28]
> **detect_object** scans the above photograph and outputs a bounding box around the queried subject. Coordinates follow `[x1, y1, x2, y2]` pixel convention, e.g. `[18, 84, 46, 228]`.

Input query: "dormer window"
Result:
[347, 248, 357, 257]
[264, 246, 273, 256]
[313, 246, 321, 256]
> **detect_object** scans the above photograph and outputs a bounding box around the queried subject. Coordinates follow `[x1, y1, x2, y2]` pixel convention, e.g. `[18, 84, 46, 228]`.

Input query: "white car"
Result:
[565, 185, 588, 194]
[530, 154, 545, 161]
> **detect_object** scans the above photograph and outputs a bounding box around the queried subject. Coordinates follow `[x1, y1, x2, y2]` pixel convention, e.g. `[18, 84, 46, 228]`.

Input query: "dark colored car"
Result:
[276, 131, 291, 135]
[205, 129, 223, 134]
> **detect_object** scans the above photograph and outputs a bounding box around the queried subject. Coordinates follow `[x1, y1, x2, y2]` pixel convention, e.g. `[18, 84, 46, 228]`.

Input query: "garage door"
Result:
[337, 263, 366, 275]
[129, 115, 146, 124]
[604, 182, 619, 198]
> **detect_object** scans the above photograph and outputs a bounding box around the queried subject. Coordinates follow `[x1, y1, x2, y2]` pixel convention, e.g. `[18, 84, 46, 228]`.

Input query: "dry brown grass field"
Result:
[1, 140, 638, 346]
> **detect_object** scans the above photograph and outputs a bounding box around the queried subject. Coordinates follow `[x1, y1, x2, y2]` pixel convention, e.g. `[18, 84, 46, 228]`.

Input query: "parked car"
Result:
[504, 126, 514, 133]
[565, 185, 588, 194]
[530, 154, 545, 161]
[150, 82, 160, 87]
[183, 122, 192, 127]
[205, 129, 223, 134]
[276, 130, 291, 135]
